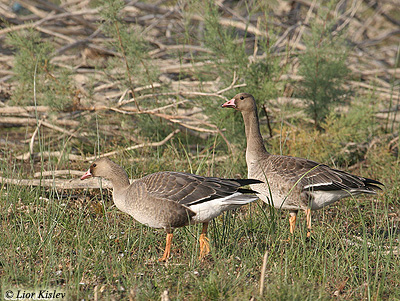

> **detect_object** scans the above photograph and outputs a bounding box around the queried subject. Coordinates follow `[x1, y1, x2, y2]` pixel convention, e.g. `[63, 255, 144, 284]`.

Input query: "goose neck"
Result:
[107, 169, 130, 212]
[242, 109, 268, 159]
[104, 165, 130, 193]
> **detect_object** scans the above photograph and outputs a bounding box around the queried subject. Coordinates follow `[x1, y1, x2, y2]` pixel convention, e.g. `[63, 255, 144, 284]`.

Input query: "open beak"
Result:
[221, 98, 236, 109]
[81, 169, 92, 180]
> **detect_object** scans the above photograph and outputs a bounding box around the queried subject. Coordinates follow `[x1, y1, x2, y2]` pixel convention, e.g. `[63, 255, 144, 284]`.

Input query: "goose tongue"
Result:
[81, 169, 92, 180]
[221, 98, 236, 108]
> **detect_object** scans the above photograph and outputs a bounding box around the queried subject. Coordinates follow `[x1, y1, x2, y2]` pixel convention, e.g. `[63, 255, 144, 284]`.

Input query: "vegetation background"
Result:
[0, 0, 399, 299]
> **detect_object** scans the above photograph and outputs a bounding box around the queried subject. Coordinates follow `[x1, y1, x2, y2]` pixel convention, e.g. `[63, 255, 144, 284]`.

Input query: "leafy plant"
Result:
[202, 1, 248, 82]
[99, 0, 159, 109]
[6, 29, 74, 110]
[296, 17, 350, 128]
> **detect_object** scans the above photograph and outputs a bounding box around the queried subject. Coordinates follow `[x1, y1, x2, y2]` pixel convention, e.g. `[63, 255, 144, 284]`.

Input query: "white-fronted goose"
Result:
[222, 93, 383, 236]
[81, 157, 261, 261]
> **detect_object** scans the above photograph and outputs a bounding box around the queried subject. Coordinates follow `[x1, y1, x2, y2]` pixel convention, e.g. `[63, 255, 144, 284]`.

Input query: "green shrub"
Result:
[295, 18, 350, 128]
[99, 0, 159, 103]
[268, 97, 380, 167]
[7, 29, 74, 110]
[202, 1, 248, 82]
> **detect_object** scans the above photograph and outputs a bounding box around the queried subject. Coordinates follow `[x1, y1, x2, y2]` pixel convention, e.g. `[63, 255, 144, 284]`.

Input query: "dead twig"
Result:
[0, 117, 80, 135]
[29, 119, 43, 156]
[262, 105, 274, 138]
[15, 151, 84, 161]
[0, 175, 112, 189]
[259, 250, 269, 296]
[0, 106, 50, 114]
[85, 129, 181, 161]
[34, 170, 84, 177]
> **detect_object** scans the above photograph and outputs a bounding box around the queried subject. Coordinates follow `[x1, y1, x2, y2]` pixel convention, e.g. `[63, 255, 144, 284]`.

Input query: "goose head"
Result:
[81, 157, 125, 181]
[221, 93, 257, 113]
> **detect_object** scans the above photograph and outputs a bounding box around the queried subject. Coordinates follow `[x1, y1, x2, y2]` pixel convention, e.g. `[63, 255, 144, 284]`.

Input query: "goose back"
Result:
[130, 171, 261, 226]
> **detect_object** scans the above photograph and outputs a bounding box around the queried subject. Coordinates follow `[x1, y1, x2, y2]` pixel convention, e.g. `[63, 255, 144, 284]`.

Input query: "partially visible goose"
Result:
[222, 93, 383, 236]
[81, 157, 261, 261]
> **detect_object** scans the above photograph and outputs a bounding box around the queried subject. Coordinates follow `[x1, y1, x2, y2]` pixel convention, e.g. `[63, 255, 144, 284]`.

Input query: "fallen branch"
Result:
[34, 170, 84, 178]
[0, 106, 50, 114]
[16, 151, 84, 161]
[0, 175, 112, 189]
[0, 117, 80, 128]
[85, 129, 181, 161]
[116, 90, 230, 108]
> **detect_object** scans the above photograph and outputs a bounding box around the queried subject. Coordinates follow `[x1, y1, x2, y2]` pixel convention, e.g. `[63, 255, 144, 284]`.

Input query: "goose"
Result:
[81, 157, 261, 261]
[222, 92, 383, 236]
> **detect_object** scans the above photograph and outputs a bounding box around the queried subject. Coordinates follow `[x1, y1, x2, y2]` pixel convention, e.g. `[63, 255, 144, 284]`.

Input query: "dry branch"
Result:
[0, 106, 50, 114]
[0, 175, 112, 189]
[85, 129, 181, 161]
[34, 170, 84, 178]
[0, 116, 79, 128]
[15, 151, 84, 161]
[130, 1, 267, 37]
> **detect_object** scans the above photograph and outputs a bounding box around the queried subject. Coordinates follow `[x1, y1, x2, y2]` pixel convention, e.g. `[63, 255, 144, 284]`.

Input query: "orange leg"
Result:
[289, 210, 298, 235]
[199, 222, 210, 259]
[305, 208, 313, 237]
[159, 232, 173, 262]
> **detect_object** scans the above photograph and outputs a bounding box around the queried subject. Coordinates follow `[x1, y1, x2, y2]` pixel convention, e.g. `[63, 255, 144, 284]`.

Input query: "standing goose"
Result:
[81, 157, 261, 261]
[222, 93, 383, 236]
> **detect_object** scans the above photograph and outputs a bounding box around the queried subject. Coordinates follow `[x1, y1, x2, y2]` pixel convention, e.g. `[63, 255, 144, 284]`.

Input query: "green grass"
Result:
[1, 140, 399, 300]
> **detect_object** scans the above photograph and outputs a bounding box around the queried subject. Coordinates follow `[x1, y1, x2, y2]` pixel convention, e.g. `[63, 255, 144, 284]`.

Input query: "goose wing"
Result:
[140, 171, 261, 206]
[269, 155, 383, 193]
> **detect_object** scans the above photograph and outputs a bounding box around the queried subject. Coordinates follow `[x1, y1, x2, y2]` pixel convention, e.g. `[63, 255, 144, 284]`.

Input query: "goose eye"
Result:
[240, 96, 244, 100]
[92, 163, 97, 168]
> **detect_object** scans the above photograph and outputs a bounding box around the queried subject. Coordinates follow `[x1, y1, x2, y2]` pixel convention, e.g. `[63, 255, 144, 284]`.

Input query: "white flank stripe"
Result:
[303, 182, 334, 190]
[189, 192, 256, 223]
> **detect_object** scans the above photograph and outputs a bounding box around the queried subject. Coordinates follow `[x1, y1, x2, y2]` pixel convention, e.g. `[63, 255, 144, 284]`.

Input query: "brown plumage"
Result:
[81, 157, 261, 261]
[222, 92, 383, 236]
